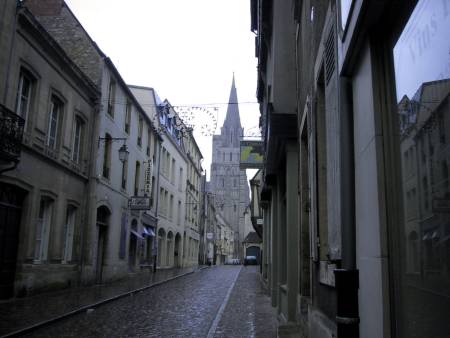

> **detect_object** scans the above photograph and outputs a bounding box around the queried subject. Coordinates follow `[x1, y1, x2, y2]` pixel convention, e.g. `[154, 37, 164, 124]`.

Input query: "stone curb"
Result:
[1, 266, 210, 338]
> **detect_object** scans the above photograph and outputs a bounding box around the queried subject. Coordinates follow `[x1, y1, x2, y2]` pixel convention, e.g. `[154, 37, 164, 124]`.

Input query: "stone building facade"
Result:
[0, 1, 99, 298]
[210, 76, 250, 258]
[24, 0, 162, 285]
[251, 0, 450, 337]
[131, 86, 202, 269]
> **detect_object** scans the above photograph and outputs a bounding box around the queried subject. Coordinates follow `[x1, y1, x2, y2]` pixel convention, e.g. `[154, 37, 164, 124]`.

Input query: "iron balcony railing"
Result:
[0, 104, 25, 162]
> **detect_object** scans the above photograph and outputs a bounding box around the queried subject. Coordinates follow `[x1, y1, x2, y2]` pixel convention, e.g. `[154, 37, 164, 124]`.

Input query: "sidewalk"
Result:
[0, 266, 203, 336]
[213, 265, 278, 338]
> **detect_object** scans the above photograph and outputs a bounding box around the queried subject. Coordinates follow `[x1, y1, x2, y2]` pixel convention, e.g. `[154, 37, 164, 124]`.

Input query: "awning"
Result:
[143, 227, 156, 237]
[130, 229, 144, 240]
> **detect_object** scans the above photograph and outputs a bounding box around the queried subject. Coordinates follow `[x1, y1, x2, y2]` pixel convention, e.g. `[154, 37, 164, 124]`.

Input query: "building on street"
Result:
[0, 0, 99, 298]
[23, 0, 162, 284]
[251, 0, 450, 337]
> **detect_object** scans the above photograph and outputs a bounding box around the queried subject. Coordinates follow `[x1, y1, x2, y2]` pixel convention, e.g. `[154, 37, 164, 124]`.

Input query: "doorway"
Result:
[0, 183, 26, 299]
[95, 206, 110, 284]
[128, 219, 138, 271]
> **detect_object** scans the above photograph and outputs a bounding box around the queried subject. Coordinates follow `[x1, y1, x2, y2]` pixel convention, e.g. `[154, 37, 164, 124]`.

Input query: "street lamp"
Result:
[118, 144, 129, 163]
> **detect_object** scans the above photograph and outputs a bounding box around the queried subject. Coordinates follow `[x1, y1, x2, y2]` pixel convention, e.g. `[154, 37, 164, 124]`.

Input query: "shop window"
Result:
[392, 0, 450, 336]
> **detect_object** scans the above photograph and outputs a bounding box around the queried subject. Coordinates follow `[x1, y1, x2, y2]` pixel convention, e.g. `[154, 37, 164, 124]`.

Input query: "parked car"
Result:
[244, 256, 258, 265]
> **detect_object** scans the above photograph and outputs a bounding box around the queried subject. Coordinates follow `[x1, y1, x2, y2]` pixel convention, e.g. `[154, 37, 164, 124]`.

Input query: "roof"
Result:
[243, 231, 262, 244]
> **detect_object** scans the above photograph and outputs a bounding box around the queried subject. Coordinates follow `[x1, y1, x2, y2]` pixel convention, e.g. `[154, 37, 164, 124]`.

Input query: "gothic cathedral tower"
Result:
[210, 75, 250, 257]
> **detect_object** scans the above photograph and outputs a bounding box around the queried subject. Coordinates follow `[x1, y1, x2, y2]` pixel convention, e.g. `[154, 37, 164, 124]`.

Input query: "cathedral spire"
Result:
[224, 73, 242, 129]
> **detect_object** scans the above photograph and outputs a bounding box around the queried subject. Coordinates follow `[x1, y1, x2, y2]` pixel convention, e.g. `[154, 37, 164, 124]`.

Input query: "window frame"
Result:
[46, 95, 64, 149]
[107, 78, 116, 118]
[15, 68, 34, 124]
[72, 115, 84, 163]
[62, 205, 77, 264]
[34, 197, 54, 262]
[102, 133, 112, 179]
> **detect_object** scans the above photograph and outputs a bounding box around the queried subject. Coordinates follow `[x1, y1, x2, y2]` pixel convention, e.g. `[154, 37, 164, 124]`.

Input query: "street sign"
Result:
[129, 196, 151, 210]
[207, 232, 214, 240]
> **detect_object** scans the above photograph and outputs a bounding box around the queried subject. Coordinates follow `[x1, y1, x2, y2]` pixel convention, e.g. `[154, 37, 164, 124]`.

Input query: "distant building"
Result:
[215, 213, 234, 265]
[210, 76, 250, 259]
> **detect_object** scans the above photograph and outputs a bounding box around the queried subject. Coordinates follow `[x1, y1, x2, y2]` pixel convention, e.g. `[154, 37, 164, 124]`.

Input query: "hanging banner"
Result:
[240, 140, 264, 169]
[144, 159, 153, 195]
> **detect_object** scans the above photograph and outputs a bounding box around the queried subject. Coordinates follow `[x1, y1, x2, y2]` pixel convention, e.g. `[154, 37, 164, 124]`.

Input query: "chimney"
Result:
[23, 0, 64, 16]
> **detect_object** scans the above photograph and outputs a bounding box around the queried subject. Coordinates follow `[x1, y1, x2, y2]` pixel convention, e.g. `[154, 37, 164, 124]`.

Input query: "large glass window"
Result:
[392, 0, 450, 336]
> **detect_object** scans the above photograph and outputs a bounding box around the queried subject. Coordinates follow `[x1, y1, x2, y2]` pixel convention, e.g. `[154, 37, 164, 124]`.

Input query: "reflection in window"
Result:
[393, 0, 450, 336]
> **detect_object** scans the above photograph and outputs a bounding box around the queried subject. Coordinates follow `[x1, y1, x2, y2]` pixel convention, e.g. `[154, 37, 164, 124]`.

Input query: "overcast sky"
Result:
[64, 0, 260, 180]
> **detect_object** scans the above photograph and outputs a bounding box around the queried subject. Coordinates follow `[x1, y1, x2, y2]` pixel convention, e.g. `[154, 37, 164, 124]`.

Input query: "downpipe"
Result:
[334, 76, 359, 338]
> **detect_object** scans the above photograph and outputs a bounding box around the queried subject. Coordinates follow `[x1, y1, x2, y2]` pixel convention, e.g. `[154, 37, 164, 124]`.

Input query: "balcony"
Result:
[0, 104, 25, 164]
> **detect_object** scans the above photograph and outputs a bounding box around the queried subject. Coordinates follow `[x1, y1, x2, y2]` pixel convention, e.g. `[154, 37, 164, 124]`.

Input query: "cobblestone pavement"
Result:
[15, 265, 277, 338]
[0, 267, 199, 336]
[213, 266, 277, 338]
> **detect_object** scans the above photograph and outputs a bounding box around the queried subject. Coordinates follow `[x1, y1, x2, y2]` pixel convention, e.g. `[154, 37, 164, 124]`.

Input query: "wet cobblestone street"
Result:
[19, 265, 276, 338]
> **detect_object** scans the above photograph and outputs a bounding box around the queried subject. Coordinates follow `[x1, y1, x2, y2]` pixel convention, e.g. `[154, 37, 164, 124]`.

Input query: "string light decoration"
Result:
[174, 105, 219, 137]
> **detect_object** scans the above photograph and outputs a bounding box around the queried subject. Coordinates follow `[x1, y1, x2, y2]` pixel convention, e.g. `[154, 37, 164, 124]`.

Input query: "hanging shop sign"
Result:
[240, 140, 264, 169]
[144, 159, 153, 195]
[128, 196, 151, 210]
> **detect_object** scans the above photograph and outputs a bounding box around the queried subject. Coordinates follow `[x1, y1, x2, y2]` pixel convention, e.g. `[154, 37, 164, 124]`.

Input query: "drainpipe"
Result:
[153, 134, 162, 272]
[334, 76, 359, 338]
[79, 99, 100, 286]
[1, 1, 19, 104]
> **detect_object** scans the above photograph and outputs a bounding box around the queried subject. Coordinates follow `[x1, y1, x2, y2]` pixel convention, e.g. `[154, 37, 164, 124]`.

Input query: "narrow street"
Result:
[21, 266, 277, 338]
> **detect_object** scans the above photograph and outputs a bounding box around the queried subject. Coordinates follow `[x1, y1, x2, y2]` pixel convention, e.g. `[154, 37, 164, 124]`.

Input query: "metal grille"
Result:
[325, 26, 335, 85]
